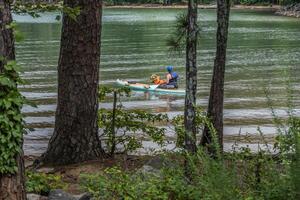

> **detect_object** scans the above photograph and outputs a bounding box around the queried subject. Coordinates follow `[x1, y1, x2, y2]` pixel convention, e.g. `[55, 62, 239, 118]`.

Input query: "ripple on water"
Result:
[15, 9, 300, 156]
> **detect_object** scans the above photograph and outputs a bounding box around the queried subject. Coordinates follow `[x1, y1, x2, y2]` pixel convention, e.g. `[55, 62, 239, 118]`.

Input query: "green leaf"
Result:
[0, 76, 16, 88]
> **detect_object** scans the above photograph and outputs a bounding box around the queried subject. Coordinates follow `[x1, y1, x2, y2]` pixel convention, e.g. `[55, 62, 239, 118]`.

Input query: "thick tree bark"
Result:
[184, 0, 198, 154]
[41, 0, 106, 165]
[0, 0, 15, 71]
[0, 1, 26, 199]
[200, 0, 230, 152]
[0, 152, 26, 200]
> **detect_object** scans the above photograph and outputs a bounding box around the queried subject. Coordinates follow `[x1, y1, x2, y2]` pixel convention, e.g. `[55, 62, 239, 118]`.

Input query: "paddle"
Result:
[144, 84, 160, 90]
[152, 84, 160, 90]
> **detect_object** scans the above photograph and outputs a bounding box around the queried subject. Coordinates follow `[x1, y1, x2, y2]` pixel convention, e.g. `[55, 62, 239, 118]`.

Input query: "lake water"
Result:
[14, 8, 300, 156]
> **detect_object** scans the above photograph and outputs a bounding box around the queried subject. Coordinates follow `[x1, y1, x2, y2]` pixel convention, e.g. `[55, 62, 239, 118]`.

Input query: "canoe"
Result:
[116, 79, 185, 95]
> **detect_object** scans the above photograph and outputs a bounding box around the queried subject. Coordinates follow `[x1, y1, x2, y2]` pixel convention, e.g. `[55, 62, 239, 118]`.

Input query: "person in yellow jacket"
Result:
[150, 74, 167, 85]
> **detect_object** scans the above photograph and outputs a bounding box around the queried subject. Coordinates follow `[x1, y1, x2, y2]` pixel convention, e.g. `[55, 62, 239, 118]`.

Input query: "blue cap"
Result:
[166, 65, 174, 72]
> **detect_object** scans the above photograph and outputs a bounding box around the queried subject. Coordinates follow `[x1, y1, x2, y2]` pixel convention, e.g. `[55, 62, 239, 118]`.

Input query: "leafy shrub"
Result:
[80, 149, 250, 200]
[26, 171, 67, 195]
[80, 112, 299, 200]
[81, 167, 168, 200]
[98, 87, 168, 155]
[80, 144, 298, 200]
[0, 61, 26, 174]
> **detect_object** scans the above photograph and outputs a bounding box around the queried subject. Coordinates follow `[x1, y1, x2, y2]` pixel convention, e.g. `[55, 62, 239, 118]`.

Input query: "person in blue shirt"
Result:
[159, 65, 179, 89]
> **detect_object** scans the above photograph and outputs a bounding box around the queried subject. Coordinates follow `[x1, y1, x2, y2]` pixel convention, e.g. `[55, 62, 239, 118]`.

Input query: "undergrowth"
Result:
[80, 113, 299, 199]
[25, 171, 67, 195]
[80, 75, 299, 199]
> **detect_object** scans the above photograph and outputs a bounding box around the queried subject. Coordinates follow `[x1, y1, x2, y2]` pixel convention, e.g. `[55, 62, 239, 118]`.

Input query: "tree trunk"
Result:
[110, 91, 117, 156]
[41, 0, 106, 165]
[0, 152, 26, 200]
[0, 1, 26, 199]
[0, 0, 15, 71]
[200, 0, 230, 153]
[184, 0, 198, 154]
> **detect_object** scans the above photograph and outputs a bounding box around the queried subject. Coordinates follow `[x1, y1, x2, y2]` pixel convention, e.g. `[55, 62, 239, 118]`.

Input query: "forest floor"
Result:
[25, 154, 153, 195]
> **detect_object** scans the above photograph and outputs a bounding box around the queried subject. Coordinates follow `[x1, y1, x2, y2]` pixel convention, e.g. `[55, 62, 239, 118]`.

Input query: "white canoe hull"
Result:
[116, 79, 185, 95]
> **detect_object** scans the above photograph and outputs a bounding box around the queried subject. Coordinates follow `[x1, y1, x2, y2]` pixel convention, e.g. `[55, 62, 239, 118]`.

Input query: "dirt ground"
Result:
[25, 154, 152, 194]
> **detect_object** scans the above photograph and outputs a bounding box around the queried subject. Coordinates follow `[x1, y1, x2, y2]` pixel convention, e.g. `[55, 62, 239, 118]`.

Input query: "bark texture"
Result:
[200, 0, 230, 152]
[41, 0, 105, 165]
[0, 152, 26, 200]
[184, 0, 198, 154]
[0, 1, 26, 199]
[0, 0, 15, 71]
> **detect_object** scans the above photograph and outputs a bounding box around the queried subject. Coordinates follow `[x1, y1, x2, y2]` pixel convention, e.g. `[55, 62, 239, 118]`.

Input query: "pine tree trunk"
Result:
[184, 0, 198, 154]
[0, 152, 26, 200]
[0, 0, 15, 70]
[200, 0, 230, 152]
[41, 0, 106, 165]
[0, 1, 26, 199]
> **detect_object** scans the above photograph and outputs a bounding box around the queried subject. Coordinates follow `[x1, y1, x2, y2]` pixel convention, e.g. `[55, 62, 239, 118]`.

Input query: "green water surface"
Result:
[14, 9, 300, 155]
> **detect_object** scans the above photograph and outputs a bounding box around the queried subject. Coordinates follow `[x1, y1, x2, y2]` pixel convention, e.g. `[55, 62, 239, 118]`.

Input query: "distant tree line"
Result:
[103, 0, 300, 6]
[17, 0, 300, 6]
[104, 0, 300, 6]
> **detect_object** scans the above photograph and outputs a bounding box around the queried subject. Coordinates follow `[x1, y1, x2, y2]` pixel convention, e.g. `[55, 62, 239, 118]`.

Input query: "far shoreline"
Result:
[104, 4, 280, 12]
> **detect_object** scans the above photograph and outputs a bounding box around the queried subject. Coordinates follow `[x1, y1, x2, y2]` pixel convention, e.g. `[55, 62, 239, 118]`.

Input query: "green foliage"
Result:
[290, 118, 300, 199]
[81, 167, 167, 200]
[98, 86, 131, 102]
[172, 107, 220, 156]
[98, 86, 168, 155]
[26, 171, 67, 195]
[81, 138, 299, 200]
[104, 0, 175, 5]
[265, 69, 299, 160]
[227, 145, 297, 199]
[78, 150, 261, 200]
[102, 0, 300, 5]
[256, 69, 300, 199]
[12, 0, 80, 21]
[0, 61, 26, 174]
[167, 11, 201, 55]
[235, 0, 269, 5]
[274, 117, 300, 159]
[82, 88, 299, 200]
[166, 12, 188, 53]
[5, 22, 24, 42]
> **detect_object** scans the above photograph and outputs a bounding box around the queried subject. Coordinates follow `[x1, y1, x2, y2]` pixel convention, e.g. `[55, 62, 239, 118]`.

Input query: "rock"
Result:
[145, 156, 165, 169]
[27, 193, 48, 200]
[36, 167, 55, 173]
[48, 189, 76, 200]
[276, 3, 300, 18]
[138, 165, 160, 175]
[138, 156, 177, 176]
[74, 193, 93, 200]
[137, 157, 166, 175]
